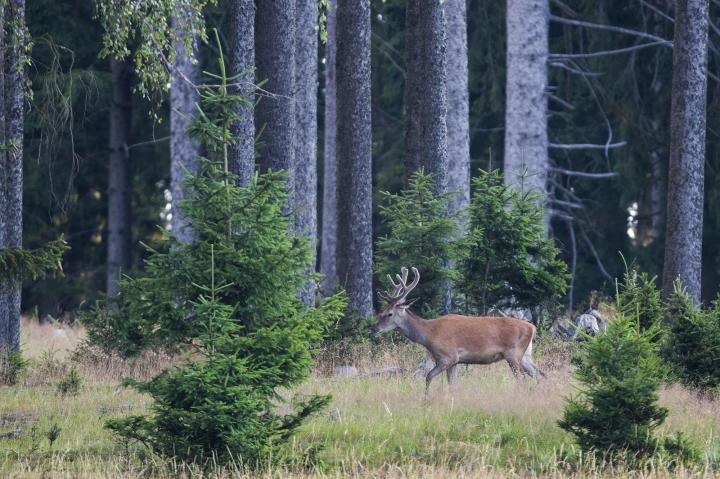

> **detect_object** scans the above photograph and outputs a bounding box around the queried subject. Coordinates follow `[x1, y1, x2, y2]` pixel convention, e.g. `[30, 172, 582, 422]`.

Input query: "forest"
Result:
[0, 0, 720, 477]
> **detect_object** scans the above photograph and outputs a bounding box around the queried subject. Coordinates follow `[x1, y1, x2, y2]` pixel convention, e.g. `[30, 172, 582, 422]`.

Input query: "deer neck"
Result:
[397, 309, 429, 346]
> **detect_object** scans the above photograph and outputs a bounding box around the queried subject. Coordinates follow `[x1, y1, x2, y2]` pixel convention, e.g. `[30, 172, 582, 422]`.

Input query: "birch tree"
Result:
[662, 0, 709, 303]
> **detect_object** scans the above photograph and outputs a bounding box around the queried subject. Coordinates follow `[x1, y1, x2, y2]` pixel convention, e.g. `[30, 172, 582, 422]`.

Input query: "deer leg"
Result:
[505, 357, 523, 381]
[446, 364, 458, 395]
[424, 362, 451, 401]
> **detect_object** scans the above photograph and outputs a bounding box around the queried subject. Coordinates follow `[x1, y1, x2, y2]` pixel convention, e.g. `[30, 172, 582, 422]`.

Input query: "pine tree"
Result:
[559, 314, 668, 461]
[376, 171, 458, 317]
[457, 169, 567, 314]
[90, 62, 344, 465]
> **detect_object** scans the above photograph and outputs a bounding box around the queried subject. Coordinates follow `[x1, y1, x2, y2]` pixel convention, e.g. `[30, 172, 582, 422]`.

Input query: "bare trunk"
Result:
[228, 0, 255, 186]
[445, 0, 470, 230]
[295, 0, 319, 304]
[170, 15, 201, 244]
[255, 0, 296, 211]
[662, 0, 709, 304]
[504, 0, 549, 206]
[336, 0, 373, 320]
[419, 0, 451, 313]
[0, 0, 25, 352]
[420, 0, 449, 194]
[320, 0, 338, 293]
[403, 0, 423, 183]
[106, 59, 133, 295]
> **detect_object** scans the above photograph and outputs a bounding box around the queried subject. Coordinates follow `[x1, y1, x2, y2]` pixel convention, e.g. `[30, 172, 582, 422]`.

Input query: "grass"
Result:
[0, 318, 718, 478]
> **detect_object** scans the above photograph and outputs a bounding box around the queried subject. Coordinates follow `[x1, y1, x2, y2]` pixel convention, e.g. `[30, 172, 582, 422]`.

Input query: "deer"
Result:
[371, 266, 545, 400]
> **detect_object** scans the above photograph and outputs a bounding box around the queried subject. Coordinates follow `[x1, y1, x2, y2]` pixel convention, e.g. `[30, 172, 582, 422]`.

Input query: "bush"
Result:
[0, 349, 27, 385]
[375, 170, 458, 317]
[617, 268, 663, 332]
[558, 314, 668, 461]
[663, 279, 720, 392]
[56, 366, 83, 396]
[456, 169, 567, 314]
[661, 431, 701, 468]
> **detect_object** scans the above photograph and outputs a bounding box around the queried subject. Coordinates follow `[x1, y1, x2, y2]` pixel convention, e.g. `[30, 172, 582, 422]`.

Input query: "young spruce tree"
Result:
[456, 169, 566, 315]
[663, 278, 720, 392]
[375, 170, 457, 317]
[84, 41, 345, 466]
[559, 314, 668, 461]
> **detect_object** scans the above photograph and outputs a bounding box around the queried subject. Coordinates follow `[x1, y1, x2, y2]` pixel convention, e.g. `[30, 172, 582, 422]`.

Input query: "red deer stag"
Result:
[372, 267, 544, 399]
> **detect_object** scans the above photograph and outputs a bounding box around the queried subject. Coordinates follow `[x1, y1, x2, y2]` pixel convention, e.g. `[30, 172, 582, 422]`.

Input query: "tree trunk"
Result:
[170, 15, 201, 244]
[445, 0, 470, 229]
[403, 0, 423, 183]
[106, 59, 133, 295]
[0, 0, 25, 352]
[420, 0, 449, 194]
[662, 0, 709, 304]
[419, 0, 451, 314]
[255, 0, 296, 209]
[294, 0, 319, 304]
[336, 0, 373, 320]
[320, 0, 338, 294]
[503, 0, 549, 204]
[228, 0, 255, 187]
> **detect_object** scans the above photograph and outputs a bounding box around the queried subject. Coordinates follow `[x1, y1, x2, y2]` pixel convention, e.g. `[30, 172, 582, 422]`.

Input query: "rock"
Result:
[550, 309, 605, 340]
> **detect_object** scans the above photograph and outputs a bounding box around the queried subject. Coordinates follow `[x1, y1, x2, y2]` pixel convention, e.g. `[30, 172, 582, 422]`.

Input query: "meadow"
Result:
[0, 318, 718, 478]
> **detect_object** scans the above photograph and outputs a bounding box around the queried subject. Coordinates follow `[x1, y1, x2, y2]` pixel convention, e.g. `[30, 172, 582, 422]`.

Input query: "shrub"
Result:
[663, 279, 720, 392]
[56, 366, 83, 396]
[456, 169, 567, 314]
[0, 349, 27, 385]
[375, 170, 458, 317]
[558, 314, 668, 461]
[661, 431, 701, 468]
[617, 268, 663, 332]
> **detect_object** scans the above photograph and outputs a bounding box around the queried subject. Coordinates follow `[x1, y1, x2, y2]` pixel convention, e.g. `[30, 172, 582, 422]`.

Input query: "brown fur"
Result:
[373, 308, 543, 399]
[373, 267, 543, 399]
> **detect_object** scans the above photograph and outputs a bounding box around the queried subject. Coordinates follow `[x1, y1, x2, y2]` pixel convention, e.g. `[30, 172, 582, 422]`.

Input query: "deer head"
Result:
[371, 266, 420, 335]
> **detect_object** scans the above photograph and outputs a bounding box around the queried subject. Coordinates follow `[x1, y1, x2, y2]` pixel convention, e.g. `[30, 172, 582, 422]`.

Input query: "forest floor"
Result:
[0, 318, 718, 478]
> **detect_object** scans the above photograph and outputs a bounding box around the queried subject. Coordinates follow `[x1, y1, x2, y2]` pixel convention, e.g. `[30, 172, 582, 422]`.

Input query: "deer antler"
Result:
[378, 266, 420, 304]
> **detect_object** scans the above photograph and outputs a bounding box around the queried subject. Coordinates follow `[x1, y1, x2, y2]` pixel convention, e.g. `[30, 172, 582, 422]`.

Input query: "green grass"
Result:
[0, 320, 719, 478]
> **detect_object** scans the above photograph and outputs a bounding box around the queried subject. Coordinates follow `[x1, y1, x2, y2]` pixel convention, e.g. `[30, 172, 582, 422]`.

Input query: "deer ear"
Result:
[401, 298, 419, 309]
